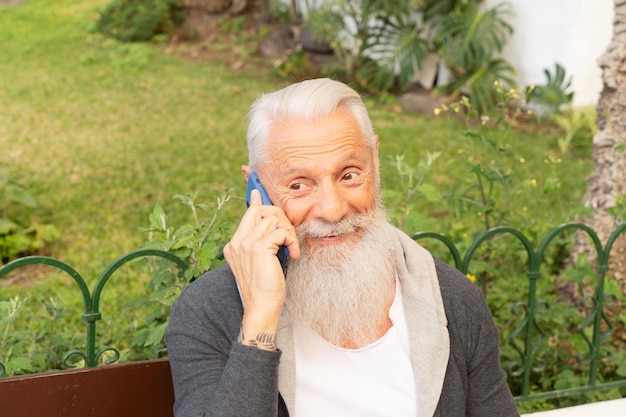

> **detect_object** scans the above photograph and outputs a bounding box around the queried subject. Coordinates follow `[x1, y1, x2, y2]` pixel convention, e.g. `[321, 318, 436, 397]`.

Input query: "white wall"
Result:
[484, 0, 614, 107]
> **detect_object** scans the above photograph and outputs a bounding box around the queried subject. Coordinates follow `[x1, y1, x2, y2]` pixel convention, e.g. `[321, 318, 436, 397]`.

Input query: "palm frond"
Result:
[302, 7, 345, 45]
[362, 0, 414, 20]
[423, 0, 481, 20]
[358, 17, 428, 91]
[433, 3, 513, 74]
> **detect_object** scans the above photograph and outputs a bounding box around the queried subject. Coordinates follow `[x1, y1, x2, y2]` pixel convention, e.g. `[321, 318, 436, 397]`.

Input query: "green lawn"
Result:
[1, 0, 593, 278]
[2, 0, 285, 268]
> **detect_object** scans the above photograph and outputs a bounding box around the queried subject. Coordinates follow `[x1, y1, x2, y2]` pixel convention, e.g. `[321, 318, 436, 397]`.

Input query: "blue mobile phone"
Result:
[246, 172, 289, 272]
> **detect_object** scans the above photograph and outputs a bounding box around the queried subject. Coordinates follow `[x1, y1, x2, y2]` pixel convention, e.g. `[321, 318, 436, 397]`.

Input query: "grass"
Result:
[0, 0, 597, 376]
[1, 0, 286, 269]
[0, 0, 593, 277]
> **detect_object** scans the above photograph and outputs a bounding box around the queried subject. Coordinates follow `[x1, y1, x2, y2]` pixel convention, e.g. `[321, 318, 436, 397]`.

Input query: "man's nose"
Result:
[312, 180, 349, 224]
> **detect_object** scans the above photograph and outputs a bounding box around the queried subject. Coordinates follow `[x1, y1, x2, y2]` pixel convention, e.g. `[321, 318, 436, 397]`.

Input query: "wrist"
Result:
[237, 324, 278, 351]
[238, 298, 283, 351]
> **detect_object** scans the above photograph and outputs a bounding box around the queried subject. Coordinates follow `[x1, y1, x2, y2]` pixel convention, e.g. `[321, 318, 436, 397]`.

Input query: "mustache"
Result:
[296, 213, 374, 239]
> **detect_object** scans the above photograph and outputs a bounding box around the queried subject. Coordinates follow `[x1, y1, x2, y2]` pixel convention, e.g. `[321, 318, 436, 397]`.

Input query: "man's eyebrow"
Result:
[338, 150, 370, 167]
[343, 150, 368, 162]
[280, 165, 307, 177]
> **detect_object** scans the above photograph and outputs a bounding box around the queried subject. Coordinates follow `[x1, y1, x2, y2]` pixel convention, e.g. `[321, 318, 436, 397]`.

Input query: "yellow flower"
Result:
[434, 108, 441, 115]
[531, 179, 537, 187]
[519, 157, 526, 163]
[548, 336, 558, 348]
[466, 273, 477, 283]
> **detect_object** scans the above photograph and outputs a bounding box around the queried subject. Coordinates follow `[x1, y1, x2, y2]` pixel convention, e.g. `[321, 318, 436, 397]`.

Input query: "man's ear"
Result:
[241, 165, 251, 182]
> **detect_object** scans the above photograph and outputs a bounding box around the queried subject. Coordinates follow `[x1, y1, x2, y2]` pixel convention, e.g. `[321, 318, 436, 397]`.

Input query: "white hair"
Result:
[246, 78, 376, 170]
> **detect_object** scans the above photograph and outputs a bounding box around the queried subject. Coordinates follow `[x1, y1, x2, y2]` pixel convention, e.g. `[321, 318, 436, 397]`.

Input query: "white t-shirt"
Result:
[293, 281, 417, 417]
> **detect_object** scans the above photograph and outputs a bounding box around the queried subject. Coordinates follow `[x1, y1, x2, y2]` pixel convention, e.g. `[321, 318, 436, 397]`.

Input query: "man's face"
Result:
[258, 108, 379, 258]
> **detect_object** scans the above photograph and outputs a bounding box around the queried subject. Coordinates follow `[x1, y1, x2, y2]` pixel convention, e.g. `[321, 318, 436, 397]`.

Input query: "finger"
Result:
[248, 189, 262, 207]
[238, 193, 280, 232]
[284, 232, 300, 260]
[275, 222, 300, 260]
[246, 214, 299, 261]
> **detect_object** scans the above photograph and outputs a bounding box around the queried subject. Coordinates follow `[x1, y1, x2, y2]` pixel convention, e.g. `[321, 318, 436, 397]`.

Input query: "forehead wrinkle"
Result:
[276, 145, 370, 175]
[263, 108, 374, 177]
[269, 111, 363, 143]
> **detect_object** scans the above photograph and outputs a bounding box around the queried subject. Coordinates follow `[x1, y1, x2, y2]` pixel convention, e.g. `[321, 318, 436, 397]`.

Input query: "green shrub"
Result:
[0, 172, 58, 264]
[0, 294, 78, 376]
[302, 0, 428, 92]
[124, 190, 232, 359]
[96, 0, 185, 42]
[298, 0, 515, 111]
[526, 63, 574, 118]
[428, 1, 515, 113]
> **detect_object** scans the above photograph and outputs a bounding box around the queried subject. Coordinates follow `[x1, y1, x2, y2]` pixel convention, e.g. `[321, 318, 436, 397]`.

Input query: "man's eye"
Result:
[289, 183, 302, 190]
[342, 172, 357, 181]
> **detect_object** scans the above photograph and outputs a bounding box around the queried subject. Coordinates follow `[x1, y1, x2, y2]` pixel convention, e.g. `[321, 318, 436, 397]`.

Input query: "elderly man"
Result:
[165, 78, 520, 417]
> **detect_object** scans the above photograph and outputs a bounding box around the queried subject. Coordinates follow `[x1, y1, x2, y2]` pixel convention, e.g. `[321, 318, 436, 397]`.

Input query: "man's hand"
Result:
[223, 189, 300, 350]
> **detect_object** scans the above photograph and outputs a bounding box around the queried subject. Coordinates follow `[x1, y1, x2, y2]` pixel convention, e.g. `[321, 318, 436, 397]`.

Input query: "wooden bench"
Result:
[0, 358, 174, 417]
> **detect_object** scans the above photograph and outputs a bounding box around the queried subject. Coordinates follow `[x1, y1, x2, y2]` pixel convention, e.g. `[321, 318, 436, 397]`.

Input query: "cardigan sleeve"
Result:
[464, 293, 519, 417]
[165, 267, 283, 417]
[434, 258, 520, 417]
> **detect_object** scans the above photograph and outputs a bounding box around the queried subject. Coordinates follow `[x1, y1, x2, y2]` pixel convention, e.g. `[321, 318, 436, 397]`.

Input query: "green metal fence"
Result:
[0, 249, 188, 372]
[1, 222, 625, 405]
[413, 222, 626, 403]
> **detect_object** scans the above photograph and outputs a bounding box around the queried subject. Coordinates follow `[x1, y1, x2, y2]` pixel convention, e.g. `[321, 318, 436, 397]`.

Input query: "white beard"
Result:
[284, 208, 397, 348]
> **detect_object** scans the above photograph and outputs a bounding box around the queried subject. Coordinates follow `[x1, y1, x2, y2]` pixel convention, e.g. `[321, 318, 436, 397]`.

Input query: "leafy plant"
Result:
[356, 14, 428, 92]
[301, 0, 429, 92]
[126, 190, 232, 357]
[526, 63, 575, 117]
[267, 0, 293, 24]
[274, 46, 320, 81]
[298, 0, 515, 111]
[0, 294, 78, 376]
[0, 296, 28, 376]
[218, 15, 247, 34]
[0, 172, 58, 263]
[429, 1, 516, 112]
[383, 151, 443, 232]
[551, 106, 596, 154]
[434, 86, 528, 233]
[96, 0, 185, 42]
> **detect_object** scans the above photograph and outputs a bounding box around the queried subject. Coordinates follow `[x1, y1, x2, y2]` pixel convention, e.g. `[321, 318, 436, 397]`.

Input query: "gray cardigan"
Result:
[165, 226, 520, 417]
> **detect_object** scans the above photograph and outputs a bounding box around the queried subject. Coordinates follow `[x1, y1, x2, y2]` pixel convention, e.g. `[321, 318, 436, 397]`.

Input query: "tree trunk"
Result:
[568, 0, 626, 296]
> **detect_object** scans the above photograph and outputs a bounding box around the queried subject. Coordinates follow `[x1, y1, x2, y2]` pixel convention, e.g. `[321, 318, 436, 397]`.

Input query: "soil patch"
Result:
[165, 4, 291, 75]
[0, 263, 53, 290]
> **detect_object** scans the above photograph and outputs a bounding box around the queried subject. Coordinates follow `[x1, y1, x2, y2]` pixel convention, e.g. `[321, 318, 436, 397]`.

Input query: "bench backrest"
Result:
[0, 359, 174, 417]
